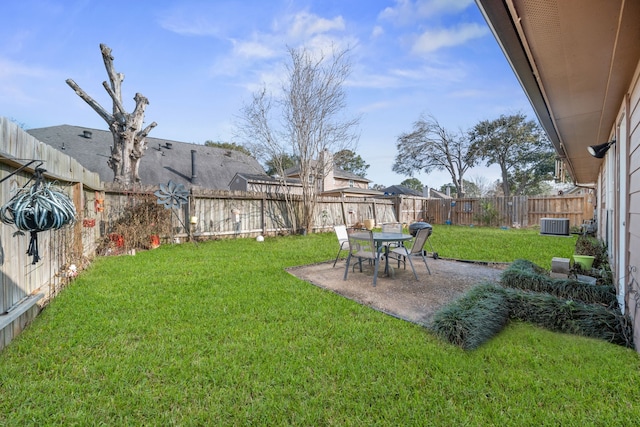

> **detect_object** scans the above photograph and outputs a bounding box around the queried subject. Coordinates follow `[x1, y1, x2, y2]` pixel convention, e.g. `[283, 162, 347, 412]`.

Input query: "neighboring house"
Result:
[27, 125, 265, 190]
[320, 186, 383, 198]
[229, 173, 303, 195]
[283, 149, 382, 198]
[381, 185, 423, 197]
[427, 188, 452, 199]
[476, 1, 640, 349]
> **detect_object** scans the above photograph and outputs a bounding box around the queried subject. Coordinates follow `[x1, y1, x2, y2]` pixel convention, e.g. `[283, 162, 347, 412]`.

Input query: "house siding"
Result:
[626, 59, 640, 346]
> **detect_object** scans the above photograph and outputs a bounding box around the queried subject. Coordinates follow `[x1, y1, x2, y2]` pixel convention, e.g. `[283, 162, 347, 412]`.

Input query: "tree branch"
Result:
[65, 79, 112, 124]
[102, 81, 127, 117]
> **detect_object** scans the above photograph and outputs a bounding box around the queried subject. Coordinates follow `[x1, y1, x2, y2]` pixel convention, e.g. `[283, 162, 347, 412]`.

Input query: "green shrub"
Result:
[574, 235, 608, 268]
[473, 201, 502, 226]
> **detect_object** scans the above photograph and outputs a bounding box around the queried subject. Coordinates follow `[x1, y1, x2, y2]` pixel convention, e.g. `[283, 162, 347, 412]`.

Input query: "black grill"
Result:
[408, 222, 432, 237]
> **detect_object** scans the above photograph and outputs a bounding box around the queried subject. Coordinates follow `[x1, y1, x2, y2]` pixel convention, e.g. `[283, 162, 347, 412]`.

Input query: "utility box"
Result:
[540, 218, 570, 236]
[551, 257, 571, 274]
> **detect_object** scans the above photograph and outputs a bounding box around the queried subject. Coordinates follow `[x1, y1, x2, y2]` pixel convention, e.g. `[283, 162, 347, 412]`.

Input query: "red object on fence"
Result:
[109, 233, 124, 247]
[149, 235, 160, 249]
[82, 218, 96, 227]
[94, 191, 104, 212]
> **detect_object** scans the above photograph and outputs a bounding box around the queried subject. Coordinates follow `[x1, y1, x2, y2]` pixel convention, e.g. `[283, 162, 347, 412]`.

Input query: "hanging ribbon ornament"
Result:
[0, 167, 77, 264]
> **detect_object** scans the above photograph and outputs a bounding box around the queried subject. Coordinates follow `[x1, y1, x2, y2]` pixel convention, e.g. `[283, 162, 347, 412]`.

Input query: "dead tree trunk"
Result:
[66, 44, 157, 185]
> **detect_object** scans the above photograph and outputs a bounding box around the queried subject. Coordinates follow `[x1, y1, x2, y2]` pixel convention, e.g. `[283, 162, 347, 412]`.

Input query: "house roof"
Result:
[476, 0, 640, 185]
[27, 125, 265, 190]
[320, 187, 384, 197]
[428, 188, 452, 199]
[381, 185, 423, 196]
[333, 167, 371, 183]
[284, 163, 372, 183]
[232, 172, 302, 186]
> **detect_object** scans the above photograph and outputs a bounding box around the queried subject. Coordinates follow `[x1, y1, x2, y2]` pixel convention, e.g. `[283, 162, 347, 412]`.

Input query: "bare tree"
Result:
[466, 175, 491, 197]
[236, 46, 359, 233]
[66, 44, 157, 185]
[393, 114, 478, 197]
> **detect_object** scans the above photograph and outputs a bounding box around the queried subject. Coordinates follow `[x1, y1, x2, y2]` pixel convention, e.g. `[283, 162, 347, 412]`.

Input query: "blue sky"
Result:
[0, 0, 535, 189]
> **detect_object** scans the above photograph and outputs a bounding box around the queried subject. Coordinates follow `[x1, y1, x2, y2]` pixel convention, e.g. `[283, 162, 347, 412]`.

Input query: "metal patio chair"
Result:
[381, 222, 403, 250]
[343, 228, 382, 286]
[332, 224, 350, 267]
[388, 227, 432, 276]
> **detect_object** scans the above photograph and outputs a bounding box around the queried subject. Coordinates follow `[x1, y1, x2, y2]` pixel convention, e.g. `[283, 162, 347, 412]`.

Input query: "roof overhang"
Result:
[476, 0, 640, 185]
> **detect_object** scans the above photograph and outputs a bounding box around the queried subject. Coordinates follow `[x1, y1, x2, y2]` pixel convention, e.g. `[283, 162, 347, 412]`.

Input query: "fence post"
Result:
[340, 200, 347, 226]
[260, 196, 266, 236]
[72, 182, 83, 258]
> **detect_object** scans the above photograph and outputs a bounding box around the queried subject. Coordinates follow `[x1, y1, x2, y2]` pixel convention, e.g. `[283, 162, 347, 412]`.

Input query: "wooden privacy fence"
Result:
[100, 190, 593, 245]
[407, 194, 594, 227]
[0, 118, 102, 350]
[101, 185, 397, 241]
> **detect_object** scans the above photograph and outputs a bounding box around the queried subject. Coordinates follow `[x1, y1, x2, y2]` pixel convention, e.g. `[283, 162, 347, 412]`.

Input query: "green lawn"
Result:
[428, 224, 577, 268]
[0, 227, 638, 425]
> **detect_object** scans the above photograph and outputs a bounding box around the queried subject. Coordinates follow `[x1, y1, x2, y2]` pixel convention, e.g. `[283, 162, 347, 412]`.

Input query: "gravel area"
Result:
[287, 258, 508, 326]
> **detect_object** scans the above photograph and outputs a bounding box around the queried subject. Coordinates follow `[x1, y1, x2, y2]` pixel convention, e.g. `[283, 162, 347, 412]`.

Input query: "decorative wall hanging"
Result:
[0, 167, 77, 263]
[154, 180, 189, 209]
[154, 180, 192, 242]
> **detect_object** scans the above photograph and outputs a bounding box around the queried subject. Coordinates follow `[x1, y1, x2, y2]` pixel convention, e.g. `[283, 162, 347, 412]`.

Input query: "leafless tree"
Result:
[236, 46, 359, 233]
[466, 175, 492, 197]
[393, 114, 478, 198]
[66, 44, 157, 185]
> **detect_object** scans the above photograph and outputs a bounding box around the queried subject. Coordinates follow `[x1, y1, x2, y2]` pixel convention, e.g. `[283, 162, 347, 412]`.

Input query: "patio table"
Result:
[351, 231, 413, 276]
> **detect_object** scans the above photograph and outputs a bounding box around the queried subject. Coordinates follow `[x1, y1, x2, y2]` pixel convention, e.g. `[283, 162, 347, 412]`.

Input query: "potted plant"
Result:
[573, 235, 607, 272]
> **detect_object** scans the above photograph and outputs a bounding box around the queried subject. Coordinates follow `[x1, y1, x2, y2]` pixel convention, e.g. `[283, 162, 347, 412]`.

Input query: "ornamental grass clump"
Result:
[506, 288, 633, 348]
[430, 259, 632, 350]
[428, 283, 510, 350]
[501, 259, 617, 307]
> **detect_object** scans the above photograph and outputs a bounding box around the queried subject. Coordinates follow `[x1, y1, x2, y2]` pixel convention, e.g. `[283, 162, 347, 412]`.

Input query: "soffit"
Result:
[479, 0, 640, 184]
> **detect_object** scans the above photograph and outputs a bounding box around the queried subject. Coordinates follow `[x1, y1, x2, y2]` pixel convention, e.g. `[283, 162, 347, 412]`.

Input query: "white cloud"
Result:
[233, 40, 276, 59]
[158, 14, 221, 36]
[411, 22, 488, 54]
[379, 0, 475, 25]
[358, 100, 392, 113]
[449, 88, 487, 98]
[371, 25, 384, 39]
[391, 63, 466, 83]
[211, 10, 354, 79]
[0, 58, 52, 105]
[0, 57, 46, 79]
[347, 72, 402, 89]
[286, 12, 345, 39]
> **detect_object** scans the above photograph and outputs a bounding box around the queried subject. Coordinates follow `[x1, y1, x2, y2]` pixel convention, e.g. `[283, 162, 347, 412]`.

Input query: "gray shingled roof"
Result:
[284, 164, 372, 183]
[234, 173, 302, 185]
[382, 185, 423, 196]
[27, 125, 266, 190]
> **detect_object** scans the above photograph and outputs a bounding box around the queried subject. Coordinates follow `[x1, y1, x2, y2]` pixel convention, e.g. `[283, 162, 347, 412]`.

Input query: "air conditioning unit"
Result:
[540, 218, 570, 236]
